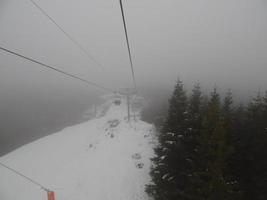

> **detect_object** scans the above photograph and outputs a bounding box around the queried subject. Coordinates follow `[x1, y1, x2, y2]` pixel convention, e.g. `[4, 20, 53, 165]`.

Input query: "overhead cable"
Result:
[0, 46, 113, 92]
[118, 0, 137, 89]
[29, 0, 106, 70]
[0, 162, 50, 191]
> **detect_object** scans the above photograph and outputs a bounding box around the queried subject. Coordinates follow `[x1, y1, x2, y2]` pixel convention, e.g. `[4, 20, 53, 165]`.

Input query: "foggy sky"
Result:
[1, 0, 267, 97]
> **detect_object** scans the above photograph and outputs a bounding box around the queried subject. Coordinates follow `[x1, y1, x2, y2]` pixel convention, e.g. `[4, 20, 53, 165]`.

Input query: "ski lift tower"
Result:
[118, 88, 137, 122]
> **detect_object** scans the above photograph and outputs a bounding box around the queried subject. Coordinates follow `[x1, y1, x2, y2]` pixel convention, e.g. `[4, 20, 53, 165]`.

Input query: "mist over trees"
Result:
[141, 88, 170, 129]
[144, 79, 267, 200]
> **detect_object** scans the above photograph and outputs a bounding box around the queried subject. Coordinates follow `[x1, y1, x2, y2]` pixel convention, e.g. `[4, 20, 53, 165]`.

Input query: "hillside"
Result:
[0, 96, 155, 200]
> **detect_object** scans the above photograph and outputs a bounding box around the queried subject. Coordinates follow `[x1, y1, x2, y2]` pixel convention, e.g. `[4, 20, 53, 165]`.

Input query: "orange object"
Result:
[47, 191, 55, 200]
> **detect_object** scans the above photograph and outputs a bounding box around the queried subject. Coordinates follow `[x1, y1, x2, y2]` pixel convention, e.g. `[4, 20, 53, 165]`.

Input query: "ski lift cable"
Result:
[118, 0, 137, 90]
[0, 162, 50, 191]
[0, 46, 114, 92]
[29, 0, 106, 70]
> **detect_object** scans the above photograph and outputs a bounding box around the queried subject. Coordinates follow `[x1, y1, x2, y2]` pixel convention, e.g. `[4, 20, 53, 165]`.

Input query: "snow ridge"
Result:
[0, 97, 156, 200]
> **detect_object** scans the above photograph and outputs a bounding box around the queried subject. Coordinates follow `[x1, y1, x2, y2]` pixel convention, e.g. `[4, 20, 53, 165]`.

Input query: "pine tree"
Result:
[182, 83, 203, 199]
[147, 79, 188, 199]
[147, 83, 267, 200]
[162, 79, 188, 134]
[237, 92, 267, 200]
[221, 90, 245, 198]
[187, 83, 203, 136]
[222, 89, 233, 130]
[188, 83, 202, 118]
[191, 88, 233, 200]
[187, 83, 203, 160]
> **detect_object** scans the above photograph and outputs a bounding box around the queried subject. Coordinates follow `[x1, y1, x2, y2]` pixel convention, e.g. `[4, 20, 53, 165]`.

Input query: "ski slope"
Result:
[0, 96, 156, 200]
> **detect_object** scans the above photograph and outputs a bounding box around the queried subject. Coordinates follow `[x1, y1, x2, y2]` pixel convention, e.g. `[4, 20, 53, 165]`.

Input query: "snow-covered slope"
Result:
[0, 96, 155, 200]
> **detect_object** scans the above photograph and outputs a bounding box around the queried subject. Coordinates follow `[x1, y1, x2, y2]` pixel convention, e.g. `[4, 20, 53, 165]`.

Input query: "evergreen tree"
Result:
[222, 90, 243, 198]
[187, 83, 203, 159]
[183, 83, 203, 199]
[222, 89, 233, 131]
[147, 79, 188, 199]
[162, 79, 188, 134]
[237, 92, 267, 200]
[147, 82, 267, 200]
[188, 83, 202, 119]
[192, 88, 233, 200]
[222, 91, 234, 174]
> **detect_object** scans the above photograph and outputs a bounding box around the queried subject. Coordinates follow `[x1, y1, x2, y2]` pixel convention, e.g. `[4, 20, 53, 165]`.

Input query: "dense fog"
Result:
[1, 0, 267, 155]
[0, 86, 103, 156]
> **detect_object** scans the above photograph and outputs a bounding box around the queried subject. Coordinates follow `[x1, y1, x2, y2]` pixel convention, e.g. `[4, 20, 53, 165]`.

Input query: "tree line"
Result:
[146, 79, 267, 200]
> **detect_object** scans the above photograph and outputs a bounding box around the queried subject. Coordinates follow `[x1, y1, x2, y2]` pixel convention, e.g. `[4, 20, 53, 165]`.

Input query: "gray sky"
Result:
[1, 0, 267, 97]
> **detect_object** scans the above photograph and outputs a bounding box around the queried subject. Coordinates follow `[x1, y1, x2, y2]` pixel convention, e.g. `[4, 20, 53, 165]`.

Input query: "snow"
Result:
[0, 97, 156, 200]
[159, 155, 167, 161]
[185, 158, 193, 163]
[162, 174, 169, 180]
[167, 132, 175, 136]
[165, 141, 175, 145]
[162, 147, 168, 152]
